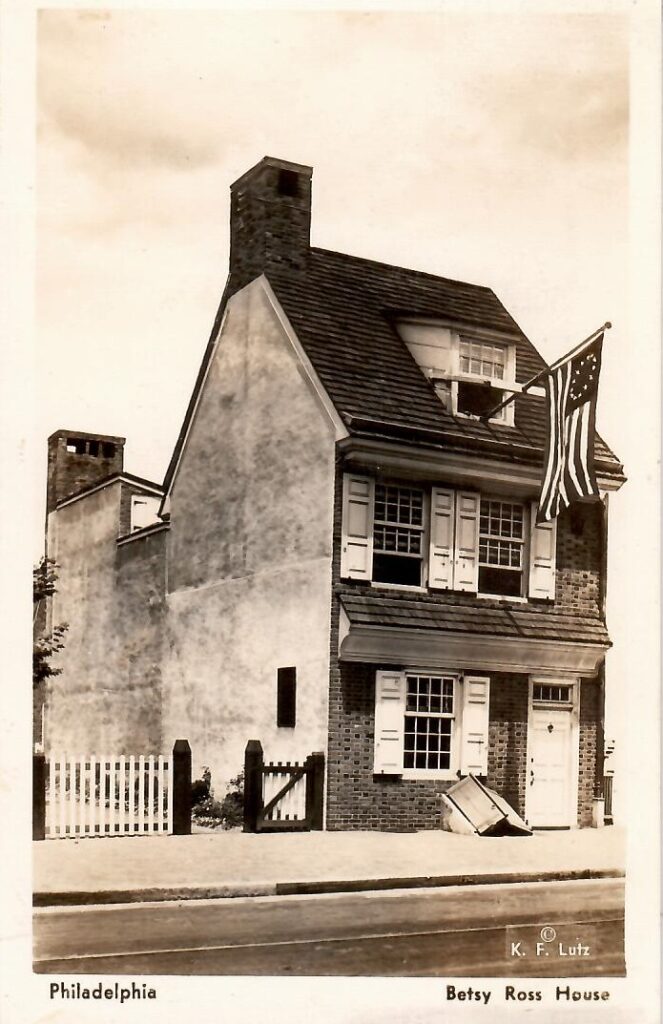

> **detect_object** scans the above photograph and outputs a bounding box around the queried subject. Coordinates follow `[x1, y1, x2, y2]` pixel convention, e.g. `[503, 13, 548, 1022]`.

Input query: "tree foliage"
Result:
[33, 557, 68, 688]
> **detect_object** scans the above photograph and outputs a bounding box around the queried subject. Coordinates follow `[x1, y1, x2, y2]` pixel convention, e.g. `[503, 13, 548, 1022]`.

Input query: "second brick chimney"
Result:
[228, 156, 313, 293]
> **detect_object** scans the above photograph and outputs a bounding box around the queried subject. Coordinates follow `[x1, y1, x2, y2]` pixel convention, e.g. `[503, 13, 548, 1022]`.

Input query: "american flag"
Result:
[537, 333, 603, 524]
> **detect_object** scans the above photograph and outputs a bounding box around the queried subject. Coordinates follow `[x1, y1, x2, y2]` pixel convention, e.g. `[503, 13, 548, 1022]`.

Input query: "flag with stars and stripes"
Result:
[537, 333, 603, 524]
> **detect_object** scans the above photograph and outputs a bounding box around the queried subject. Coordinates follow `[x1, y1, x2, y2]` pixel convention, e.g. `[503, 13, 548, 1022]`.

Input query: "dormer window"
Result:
[396, 322, 516, 425]
[459, 339, 505, 380]
[456, 338, 510, 422]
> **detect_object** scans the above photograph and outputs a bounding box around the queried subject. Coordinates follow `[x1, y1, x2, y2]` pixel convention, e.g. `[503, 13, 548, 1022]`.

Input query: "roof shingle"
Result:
[338, 587, 611, 647]
[267, 249, 622, 473]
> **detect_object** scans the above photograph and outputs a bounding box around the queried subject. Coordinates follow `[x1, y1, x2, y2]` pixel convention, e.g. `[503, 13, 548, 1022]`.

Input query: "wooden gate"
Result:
[243, 740, 324, 832]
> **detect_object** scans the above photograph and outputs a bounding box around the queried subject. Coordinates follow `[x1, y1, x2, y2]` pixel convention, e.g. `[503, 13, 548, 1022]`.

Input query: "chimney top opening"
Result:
[277, 168, 300, 198]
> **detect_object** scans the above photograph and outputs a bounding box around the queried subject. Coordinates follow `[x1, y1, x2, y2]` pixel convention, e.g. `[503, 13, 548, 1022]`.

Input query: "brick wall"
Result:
[334, 462, 604, 620]
[326, 661, 459, 831]
[326, 462, 602, 830]
[228, 159, 312, 294]
[486, 674, 529, 817]
[326, 661, 531, 831]
[47, 431, 124, 515]
[578, 679, 600, 827]
[326, 661, 598, 830]
[555, 504, 604, 617]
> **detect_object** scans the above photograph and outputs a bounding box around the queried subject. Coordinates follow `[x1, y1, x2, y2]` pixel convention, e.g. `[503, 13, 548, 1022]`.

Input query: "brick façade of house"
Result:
[41, 156, 625, 830]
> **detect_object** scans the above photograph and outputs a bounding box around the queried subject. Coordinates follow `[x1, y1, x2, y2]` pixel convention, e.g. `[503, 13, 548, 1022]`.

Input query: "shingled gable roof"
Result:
[267, 248, 622, 473]
[163, 247, 623, 496]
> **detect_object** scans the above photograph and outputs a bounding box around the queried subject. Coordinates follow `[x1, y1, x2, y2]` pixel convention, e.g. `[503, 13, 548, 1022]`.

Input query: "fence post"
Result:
[171, 739, 192, 836]
[309, 751, 325, 831]
[33, 752, 46, 841]
[243, 740, 263, 833]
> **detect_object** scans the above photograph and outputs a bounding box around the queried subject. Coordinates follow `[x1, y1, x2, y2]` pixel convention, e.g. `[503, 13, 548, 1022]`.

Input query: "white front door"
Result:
[527, 707, 575, 827]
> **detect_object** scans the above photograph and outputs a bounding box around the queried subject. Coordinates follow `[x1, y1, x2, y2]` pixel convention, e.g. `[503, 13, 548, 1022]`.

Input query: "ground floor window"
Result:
[374, 670, 490, 778]
[404, 675, 455, 770]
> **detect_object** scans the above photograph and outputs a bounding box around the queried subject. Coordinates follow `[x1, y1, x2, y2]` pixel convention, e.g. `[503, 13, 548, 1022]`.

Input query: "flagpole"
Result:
[478, 321, 612, 422]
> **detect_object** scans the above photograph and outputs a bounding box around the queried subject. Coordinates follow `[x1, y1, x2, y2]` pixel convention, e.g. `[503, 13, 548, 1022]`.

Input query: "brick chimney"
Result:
[228, 156, 313, 293]
[46, 430, 125, 515]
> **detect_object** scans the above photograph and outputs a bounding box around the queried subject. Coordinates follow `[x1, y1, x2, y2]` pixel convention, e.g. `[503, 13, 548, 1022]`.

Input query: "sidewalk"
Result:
[33, 826, 625, 907]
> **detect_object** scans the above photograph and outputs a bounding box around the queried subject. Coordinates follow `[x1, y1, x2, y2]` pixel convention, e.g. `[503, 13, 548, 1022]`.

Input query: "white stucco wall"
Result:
[163, 278, 338, 791]
[45, 483, 166, 754]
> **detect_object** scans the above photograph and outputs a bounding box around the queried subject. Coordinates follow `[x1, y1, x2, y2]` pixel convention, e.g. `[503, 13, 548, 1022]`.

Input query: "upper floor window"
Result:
[341, 473, 557, 601]
[372, 483, 424, 586]
[459, 339, 505, 380]
[478, 499, 525, 597]
[396, 322, 515, 425]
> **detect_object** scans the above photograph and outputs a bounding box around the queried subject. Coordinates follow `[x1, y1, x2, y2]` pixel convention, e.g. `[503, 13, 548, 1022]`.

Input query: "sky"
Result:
[34, 4, 635, 743]
[4, 4, 659, 1019]
[36, 9, 628, 497]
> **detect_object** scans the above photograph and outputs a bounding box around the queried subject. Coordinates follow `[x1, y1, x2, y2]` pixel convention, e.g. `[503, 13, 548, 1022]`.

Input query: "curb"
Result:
[33, 867, 624, 908]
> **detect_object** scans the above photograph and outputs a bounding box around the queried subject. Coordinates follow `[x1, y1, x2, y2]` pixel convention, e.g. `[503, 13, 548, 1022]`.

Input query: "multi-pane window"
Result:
[479, 499, 525, 597]
[457, 340, 508, 422]
[459, 340, 506, 380]
[404, 675, 455, 770]
[372, 484, 424, 586]
[533, 684, 572, 703]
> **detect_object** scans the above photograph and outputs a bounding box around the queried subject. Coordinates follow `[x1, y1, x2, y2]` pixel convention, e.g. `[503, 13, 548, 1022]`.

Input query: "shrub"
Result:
[218, 771, 244, 829]
[191, 768, 244, 830]
[191, 766, 211, 807]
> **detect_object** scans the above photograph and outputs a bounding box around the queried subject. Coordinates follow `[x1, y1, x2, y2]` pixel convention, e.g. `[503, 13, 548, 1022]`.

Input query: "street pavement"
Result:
[34, 877, 624, 976]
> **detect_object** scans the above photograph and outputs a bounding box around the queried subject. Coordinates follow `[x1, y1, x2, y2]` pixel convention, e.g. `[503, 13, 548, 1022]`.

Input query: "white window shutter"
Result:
[454, 491, 480, 592]
[528, 501, 557, 600]
[373, 671, 406, 775]
[341, 474, 374, 580]
[429, 487, 456, 590]
[460, 676, 490, 776]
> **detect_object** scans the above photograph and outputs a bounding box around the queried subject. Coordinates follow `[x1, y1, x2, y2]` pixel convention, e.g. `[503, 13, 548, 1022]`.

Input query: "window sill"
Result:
[455, 410, 507, 426]
[477, 592, 528, 603]
[401, 770, 459, 782]
[370, 582, 428, 593]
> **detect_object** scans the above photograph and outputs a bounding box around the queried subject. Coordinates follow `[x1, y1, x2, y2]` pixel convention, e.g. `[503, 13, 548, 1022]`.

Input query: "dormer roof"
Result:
[266, 248, 622, 476]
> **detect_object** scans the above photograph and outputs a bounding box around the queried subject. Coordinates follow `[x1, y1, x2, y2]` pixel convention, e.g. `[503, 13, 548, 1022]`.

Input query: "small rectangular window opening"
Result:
[102, 442, 116, 459]
[533, 684, 572, 703]
[277, 667, 297, 728]
[66, 437, 87, 455]
[277, 168, 299, 198]
[88, 440, 99, 457]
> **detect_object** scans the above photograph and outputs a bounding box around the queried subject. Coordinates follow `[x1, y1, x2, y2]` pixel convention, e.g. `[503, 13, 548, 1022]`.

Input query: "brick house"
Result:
[42, 156, 624, 829]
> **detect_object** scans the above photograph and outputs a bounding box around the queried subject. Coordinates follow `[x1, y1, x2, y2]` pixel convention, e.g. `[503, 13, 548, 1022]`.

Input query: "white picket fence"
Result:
[46, 753, 172, 839]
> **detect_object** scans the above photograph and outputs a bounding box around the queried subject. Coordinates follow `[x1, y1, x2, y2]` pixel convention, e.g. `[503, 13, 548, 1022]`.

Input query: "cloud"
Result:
[474, 66, 628, 163]
[38, 12, 222, 172]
